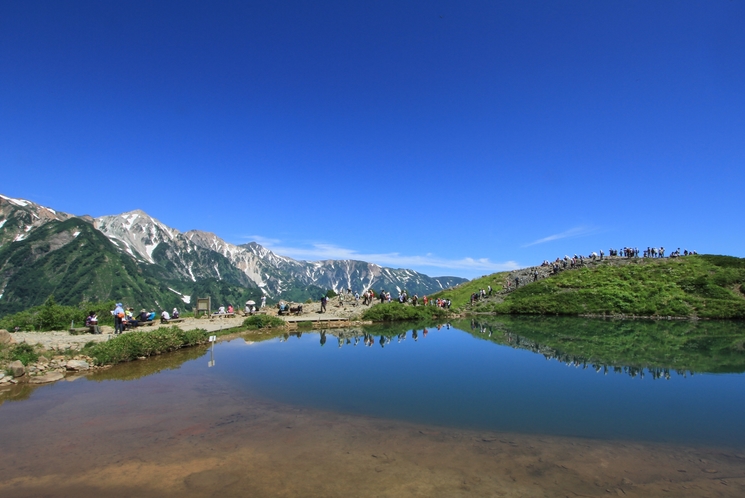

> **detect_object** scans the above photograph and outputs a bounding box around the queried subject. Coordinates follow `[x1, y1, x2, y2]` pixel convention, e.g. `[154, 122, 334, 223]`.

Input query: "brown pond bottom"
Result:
[0, 372, 744, 498]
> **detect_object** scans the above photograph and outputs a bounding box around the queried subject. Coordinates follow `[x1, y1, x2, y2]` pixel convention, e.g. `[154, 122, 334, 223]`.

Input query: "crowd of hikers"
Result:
[109, 302, 180, 334]
[466, 244, 701, 305]
[322, 288, 451, 310]
[540, 246, 698, 273]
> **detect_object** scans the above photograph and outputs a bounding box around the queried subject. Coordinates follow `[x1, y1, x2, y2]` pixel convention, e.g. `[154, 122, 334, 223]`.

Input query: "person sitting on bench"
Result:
[85, 311, 101, 334]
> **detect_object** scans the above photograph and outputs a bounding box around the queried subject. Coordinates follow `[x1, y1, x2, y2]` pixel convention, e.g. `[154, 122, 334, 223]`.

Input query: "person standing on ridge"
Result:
[113, 302, 124, 335]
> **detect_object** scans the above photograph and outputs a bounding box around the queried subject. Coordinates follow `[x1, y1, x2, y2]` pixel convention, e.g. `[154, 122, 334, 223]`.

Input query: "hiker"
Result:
[261, 296, 266, 308]
[161, 309, 171, 322]
[227, 305, 234, 314]
[123, 308, 139, 330]
[112, 303, 124, 334]
[85, 311, 100, 334]
[138, 309, 150, 322]
[172, 307, 179, 318]
[514, 276, 520, 288]
[320, 295, 327, 313]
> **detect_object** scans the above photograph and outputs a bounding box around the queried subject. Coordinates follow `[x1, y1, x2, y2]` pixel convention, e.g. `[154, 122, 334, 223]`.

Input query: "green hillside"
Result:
[0, 218, 173, 314]
[436, 255, 745, 318]
[0, 218, 266, 317]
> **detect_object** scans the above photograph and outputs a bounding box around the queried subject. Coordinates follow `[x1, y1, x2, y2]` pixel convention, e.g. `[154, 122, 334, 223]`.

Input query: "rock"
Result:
[0, 329, 14, 345]
[37, 356, 50, 364]
[65, 360, 90, 371]
[10, 360, 25, 377]
[29, 372, 64, 384]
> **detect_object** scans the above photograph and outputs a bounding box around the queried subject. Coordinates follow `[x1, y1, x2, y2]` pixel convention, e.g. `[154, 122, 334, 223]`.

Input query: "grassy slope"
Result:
[429, 271, 511, 309]
[440, 255, 745, 318]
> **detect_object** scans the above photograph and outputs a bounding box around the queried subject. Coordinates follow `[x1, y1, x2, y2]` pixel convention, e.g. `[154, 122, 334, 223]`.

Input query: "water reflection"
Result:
[3, 317, 745, 451]
[459, 316, 745, 376]
[262, 316, 745, 379]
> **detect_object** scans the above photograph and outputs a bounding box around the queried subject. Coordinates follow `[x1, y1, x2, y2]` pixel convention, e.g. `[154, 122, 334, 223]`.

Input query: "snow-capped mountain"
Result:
[95, 210, 179, 264]
[0, 193, 467, 311]
[0, 194, 75, 247]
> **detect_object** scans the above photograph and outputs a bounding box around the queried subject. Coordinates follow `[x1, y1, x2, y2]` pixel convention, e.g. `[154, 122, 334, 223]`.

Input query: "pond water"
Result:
[218, 319, 745, 448]
[1, 317, 744, 497]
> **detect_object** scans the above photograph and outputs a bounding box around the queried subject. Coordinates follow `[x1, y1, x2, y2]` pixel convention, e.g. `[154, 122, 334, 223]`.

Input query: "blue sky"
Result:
[1, 1, 743, 279]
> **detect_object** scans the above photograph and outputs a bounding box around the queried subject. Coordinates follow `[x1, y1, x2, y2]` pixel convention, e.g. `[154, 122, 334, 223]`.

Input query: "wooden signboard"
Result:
[196, 297, 211, 317]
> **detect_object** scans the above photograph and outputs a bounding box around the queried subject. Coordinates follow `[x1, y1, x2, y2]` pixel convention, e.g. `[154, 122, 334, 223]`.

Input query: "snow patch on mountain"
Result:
[168, 287, 191, 304]
[0, 194, 29, 207]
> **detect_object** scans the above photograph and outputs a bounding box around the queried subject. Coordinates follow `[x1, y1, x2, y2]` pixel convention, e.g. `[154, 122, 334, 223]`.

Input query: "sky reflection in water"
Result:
[207, 322, 745, 449]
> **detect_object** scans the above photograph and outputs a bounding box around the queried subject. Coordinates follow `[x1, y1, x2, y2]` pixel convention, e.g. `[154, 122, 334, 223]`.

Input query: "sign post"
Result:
[208, 335, 216, 367]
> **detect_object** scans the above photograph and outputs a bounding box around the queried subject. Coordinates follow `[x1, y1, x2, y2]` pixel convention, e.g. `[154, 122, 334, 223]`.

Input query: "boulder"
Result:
[9, 360, 25, 377]
[29, 372, 64, 384]
[0, 329, 14, 345]
[65, 360, 90, 371]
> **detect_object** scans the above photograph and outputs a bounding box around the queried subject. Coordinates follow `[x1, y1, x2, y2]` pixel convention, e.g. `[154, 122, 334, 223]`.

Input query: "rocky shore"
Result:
[0, 353, 101, 386]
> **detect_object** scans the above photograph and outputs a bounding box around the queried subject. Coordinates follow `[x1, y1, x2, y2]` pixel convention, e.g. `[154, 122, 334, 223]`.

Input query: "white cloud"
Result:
[522, 226, 599, 247]
[239, 237, 518, 275]
[242, 235, 281, 246]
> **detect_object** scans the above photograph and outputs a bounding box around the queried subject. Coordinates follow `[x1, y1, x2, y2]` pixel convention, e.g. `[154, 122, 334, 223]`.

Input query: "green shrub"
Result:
[0, 296, 116, 331]
[10, 343, 40, 365]
[83, 326, 208, 365]
[362, 303, 450, 322]
[243, 315, 286, 329]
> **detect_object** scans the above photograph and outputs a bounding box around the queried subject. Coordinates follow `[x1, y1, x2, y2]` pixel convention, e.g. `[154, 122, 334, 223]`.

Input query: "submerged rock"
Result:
[29, 372, 64, 384]
[65, 360, 90, 371]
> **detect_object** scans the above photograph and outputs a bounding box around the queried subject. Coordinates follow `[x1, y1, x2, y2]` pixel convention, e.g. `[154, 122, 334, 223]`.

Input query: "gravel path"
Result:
[10, 296, 371, 351]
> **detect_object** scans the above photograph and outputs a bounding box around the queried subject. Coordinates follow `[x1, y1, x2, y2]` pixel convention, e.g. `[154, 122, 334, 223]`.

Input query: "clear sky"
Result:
[1, 1, 743, 279]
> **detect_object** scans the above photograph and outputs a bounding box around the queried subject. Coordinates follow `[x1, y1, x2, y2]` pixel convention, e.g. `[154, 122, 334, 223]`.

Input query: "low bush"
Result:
[83, 326, 208, 365]
[362, 303, 450, 322]
[10, 343, 40, 365]
[0, 296, 116, 331]
[243, 315, 286, 330]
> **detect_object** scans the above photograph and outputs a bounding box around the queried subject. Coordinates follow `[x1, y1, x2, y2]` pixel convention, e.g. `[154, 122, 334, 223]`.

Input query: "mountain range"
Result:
[0, 194, 466, 315]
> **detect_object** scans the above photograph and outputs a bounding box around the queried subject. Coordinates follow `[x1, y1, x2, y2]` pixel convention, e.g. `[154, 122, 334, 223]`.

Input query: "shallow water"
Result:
[1, 317, 744, 497]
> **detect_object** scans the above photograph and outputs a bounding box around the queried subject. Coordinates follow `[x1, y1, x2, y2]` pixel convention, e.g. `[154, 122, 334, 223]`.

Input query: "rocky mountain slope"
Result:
[0, 194, 466, 314]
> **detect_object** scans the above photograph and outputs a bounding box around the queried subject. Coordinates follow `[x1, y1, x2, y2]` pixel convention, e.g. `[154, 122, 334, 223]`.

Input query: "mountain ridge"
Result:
[0, 194, 466, 314]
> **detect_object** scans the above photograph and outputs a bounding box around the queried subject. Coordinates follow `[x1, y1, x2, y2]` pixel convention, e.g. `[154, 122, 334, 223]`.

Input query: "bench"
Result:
[211, 313, 236, 318]
[69, 326, 99, 335]
[279, 305, 303, 316]
[161, 317, 185, 324]
[123, 320, 155, 331]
